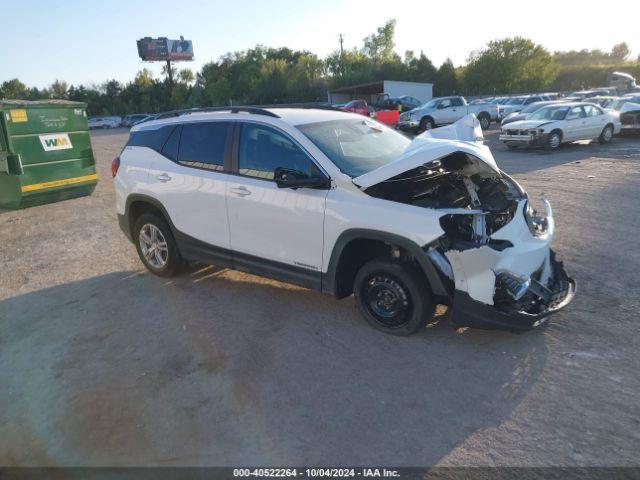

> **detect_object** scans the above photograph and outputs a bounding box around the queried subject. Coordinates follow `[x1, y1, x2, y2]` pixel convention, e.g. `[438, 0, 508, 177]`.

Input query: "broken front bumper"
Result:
[439, 199, 576, 331]
[450, 252, 576, 331]
[499, 132, 546, 147]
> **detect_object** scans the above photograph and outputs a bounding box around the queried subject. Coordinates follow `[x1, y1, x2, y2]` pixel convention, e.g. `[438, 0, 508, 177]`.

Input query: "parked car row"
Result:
[87, 113, 158, 129]
[397, 96, 498, 131]
[499, 102, 621, 150]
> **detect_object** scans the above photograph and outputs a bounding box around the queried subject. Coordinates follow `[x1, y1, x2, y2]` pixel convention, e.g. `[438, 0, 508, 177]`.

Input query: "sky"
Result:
[2, 0, 639, 88]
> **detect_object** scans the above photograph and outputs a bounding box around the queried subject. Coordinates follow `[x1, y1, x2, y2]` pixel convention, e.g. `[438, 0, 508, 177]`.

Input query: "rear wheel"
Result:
[419, 117, 435, 132]
[353, 259, 434, 336]
[134, 213, 183, 277]
[545, 130, 562, 150]
[598, 124, 614, 144]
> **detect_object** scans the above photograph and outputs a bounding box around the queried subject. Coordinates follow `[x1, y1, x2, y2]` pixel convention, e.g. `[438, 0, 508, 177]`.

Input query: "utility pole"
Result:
[339, 34, 345, 57]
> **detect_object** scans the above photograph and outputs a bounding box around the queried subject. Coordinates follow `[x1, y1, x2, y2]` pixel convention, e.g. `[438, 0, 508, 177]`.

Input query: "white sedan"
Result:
[88, 117, 120, 129]
[499, 102, 621, 150]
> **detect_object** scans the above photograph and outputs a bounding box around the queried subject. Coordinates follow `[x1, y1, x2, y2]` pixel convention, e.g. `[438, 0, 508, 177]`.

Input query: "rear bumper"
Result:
[118, 213, 133, 242]
[450, 252, 576, 331]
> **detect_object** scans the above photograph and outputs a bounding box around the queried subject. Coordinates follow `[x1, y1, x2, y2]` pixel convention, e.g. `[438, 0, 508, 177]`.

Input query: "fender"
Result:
[322, 228, 450, 298]
[122, 193, 175, 240]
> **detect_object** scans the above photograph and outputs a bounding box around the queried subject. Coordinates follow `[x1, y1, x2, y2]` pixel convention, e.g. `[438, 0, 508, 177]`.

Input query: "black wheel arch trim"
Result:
[121, 193, 320, 290]
[322, 228, 449, 299]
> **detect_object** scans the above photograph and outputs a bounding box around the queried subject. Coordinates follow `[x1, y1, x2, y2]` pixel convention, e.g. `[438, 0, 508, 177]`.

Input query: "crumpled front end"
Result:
[361, 137, 575, 331]
[441, 199, 576, 330]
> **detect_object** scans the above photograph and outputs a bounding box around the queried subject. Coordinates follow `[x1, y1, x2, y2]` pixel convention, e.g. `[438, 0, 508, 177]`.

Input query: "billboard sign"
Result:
[137, 37, 193, 61]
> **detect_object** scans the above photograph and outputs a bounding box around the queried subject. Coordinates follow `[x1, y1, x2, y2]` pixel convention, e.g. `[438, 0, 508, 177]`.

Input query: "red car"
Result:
[341, 99, 370, 116]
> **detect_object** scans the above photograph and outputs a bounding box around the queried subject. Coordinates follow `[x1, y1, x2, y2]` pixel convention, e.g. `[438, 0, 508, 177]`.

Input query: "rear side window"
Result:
[127, 125, 175, 153]
[177, 122, 229, 171]
[161, 125, 181, 160]
[451, 97, 464, 107]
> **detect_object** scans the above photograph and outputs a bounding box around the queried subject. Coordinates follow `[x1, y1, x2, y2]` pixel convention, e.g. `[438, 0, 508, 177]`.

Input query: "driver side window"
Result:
[439, 99, 452, 109]
[238, 123, 315, 180]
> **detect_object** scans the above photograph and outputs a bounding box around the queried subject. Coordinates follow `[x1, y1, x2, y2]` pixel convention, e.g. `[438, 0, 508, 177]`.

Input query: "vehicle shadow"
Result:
[0, 266, 549, 467]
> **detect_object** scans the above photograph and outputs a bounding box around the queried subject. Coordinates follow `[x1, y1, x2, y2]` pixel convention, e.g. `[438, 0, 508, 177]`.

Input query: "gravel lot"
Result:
[1, 126, 639, 467]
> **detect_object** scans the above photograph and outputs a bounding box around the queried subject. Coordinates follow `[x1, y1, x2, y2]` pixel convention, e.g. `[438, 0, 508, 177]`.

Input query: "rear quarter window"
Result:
[127, 125, 176, 153]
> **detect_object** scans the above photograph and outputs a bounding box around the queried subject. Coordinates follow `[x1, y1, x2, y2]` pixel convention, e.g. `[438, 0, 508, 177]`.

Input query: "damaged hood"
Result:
[353, 115, 500, 189]
[621, 102, 640, 113]
[502, 119, 550, 130]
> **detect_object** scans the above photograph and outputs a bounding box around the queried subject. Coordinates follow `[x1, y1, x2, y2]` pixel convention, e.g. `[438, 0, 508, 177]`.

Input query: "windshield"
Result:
[297, 119, 411, 177]
[420, 99, 439, 109]
[529, 105, 570, 121]
[506, 97, 526, 105]
[522, 102, 548, 113]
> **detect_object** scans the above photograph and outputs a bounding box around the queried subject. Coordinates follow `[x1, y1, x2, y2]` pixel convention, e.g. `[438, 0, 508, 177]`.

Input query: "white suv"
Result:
[113, 107, 575, 335]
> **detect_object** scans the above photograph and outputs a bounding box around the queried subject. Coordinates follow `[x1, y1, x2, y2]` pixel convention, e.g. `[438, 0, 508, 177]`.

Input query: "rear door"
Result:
[145, 121, 233, 254]
[583, 104, 607, 137]
[226, 122, 328, 282]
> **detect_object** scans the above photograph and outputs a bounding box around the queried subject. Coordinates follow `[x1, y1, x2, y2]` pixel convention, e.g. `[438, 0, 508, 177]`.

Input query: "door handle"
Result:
[156, 173, 172, 183]
[231, 186, 251, 197]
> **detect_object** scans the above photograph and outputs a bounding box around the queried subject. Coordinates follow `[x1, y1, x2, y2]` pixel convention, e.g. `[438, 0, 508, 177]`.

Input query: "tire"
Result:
[134, 213, 183, 277]
[419, 117, 435, 132]
[353, 259, 435, 336]
[545, 130, 562, 150]
[506, 143, 519, 150]
[598, 124, 614, 144]
[478, 113, 491, 130]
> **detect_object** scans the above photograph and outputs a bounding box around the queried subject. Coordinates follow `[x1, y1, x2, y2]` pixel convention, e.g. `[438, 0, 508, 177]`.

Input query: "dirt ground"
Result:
[1, 126, 639, 467]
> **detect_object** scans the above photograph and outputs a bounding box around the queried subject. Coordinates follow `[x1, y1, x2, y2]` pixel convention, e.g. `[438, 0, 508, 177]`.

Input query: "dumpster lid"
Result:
[0, 99, 87, 109]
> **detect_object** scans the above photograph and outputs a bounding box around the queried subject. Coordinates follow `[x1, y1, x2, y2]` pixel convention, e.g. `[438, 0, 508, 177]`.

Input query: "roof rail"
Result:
[155, 106, 280, 120]
[259, 102, 344, 112]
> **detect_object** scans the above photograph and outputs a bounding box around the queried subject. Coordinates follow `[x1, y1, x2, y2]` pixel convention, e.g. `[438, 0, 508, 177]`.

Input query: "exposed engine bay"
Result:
[356, 114, 575, 330]
[364, 151, 526, 247]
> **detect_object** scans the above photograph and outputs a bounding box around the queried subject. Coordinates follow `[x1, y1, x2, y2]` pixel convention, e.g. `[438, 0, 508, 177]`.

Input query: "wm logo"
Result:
[39, 133, 73, 151]
[45, 137, 69, 147]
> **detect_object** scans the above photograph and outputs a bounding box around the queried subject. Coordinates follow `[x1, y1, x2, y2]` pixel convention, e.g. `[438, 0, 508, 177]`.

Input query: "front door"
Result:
[564, 106, 588, 140]
[226, 122, 328, 282]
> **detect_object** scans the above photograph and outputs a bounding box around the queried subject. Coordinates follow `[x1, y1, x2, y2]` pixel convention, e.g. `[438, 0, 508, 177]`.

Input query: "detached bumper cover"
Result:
[450, 252, 576, 331]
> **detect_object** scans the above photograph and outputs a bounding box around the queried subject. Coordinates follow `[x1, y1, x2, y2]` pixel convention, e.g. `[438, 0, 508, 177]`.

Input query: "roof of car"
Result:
[132, 107, 362, 132]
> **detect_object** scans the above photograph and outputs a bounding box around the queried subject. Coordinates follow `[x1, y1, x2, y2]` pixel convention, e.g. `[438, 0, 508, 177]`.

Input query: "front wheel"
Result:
[545, 130, 562, 150]
[354, 259, 435, 336]
[478, 113, 491, 130]
[598, 124, 613, 144]
[419, 117, 435, 132]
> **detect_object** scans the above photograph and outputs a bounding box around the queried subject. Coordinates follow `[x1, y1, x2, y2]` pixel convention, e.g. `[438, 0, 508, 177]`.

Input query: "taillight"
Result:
[111, 156, 120, 177]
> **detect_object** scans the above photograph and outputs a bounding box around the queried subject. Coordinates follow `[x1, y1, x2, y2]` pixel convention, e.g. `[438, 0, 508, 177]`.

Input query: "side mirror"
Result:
[274, 167, 328, 190]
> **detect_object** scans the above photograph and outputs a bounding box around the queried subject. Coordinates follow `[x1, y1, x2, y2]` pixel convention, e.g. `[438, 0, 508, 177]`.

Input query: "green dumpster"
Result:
[0, 99, 97, 209]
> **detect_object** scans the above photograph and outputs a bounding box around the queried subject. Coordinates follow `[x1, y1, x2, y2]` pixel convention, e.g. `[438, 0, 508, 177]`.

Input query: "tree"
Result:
[462, 37, 558, 94]
[49, 79, 68, 99]
[0, 78, 28, 99]
[134, 68, 155, 88]
[611, 42, 630, 62]
[434, 59, 458, 96]
[362, 19, 396, 62]
[178, 69, 195, 84]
